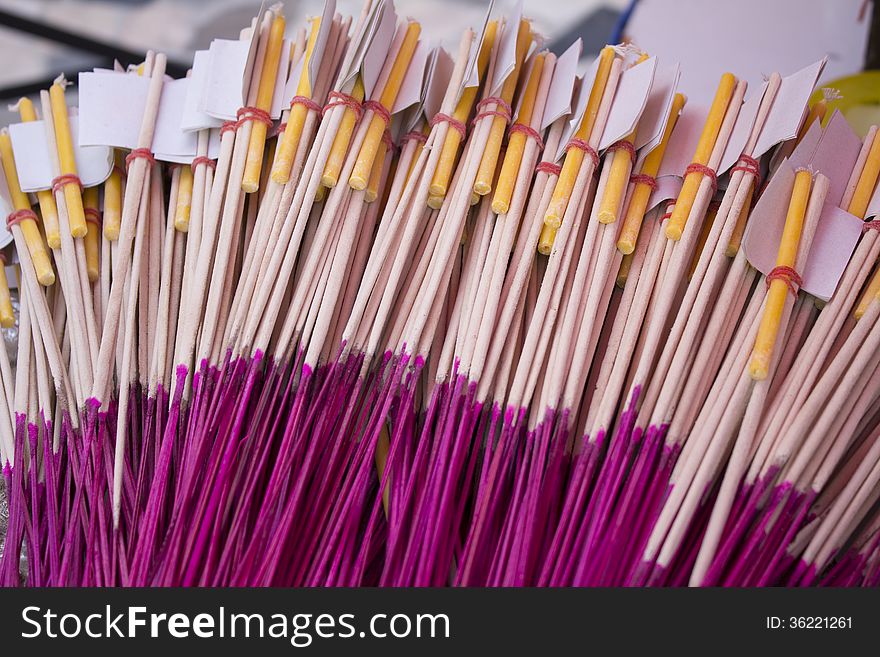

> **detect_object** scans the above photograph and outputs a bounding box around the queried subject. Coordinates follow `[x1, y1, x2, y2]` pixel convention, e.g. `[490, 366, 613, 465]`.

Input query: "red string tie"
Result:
[220, 120, 239, 135]
[381, 129, 394, 151]
[732, 153, 761, 180]
[607, 139, 636, 165]
[472, 96, 512, 126]
[272, 122, 287, 138]
[629, 172, 657, 191]
[684, 162, 718, 194]
[509, 123, 544, 150]
[236, 106, 272, 127]
[290, 95, 322, 114]
[430, 113, 466, 140]
[126, 148, 156, 168]
[536, 161, 562, 176]
[51, 173, 83, 193]
[766, 265, 802, 297]
[565, 138, 599, 168]
[84, 207, 101, 226]
[363, 100, 391, 126]
[323, 92, 363, 120]
[402, 130, 428, 145]
[660, 210, 673, 222]
[862, 220, 880, 233]
[6, 208, 37, 228]
[191, 155, 216, 171]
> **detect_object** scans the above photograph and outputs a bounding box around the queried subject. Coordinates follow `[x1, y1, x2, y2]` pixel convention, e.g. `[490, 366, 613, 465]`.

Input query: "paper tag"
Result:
[555, 55, 601, 160]
[77, 70, 149, 150]
[718, 82, 766, 174]
[203, 39, 252, 121]
[752, 58, 826, 158]
[153, 78, 222, 163]
[656, 102, 706, 178]
[181, 50, 223, 131]
[489, 0, 523, 96]
[240, 2, 266, 101]
[268, 39, 294, 119]
[598, 56, 656, 150]
[422, 46, 453, 125]
[337, 0, 386, 91]
[743, 160, 862, 300]
[633, 62, 679, 154]
[789, 110, 861, 208]
[309, 0, 337, 89]
[393, 39, 430, 114]
[647, 174, 683, 210]
[362, 2, 398, 99]
[0, 163, 13, 249]
[460, 0, 495, 98]
[10, 117, 113, 192]
[541, 39, 581, 130]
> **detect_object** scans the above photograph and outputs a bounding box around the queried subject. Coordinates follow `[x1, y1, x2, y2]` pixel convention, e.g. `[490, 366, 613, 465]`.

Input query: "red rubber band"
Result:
[290, 95, 322, 114]
[51, 173, 83, 193]
[220, 120, 239, 135]
[126, 148, 156, 168]
[472, 96, 512, 126]
[84, 207, 101, 226]
[565, 138, 599, 168]
[191, 155, 216, 171]
[731, 153, 761, 180]
[381, 129, 393, 150]
[536, 161, 562, 176]
[629, 172, 657, 191]
[607, 139, 636, 164]
[862, 220, 880, 233]
[363, 100, 391, 126]
[6, 208, 37, 228]
[323, 91, 363, 120]
[237, 105, 272, 126]
[684, 162, 718, 194]
[766, 265, 802, 297]
[402, 130, 427, 145]
[509, 123, 544, 150]
[660, 211, 673, 222]
[430, 112, 466, 139]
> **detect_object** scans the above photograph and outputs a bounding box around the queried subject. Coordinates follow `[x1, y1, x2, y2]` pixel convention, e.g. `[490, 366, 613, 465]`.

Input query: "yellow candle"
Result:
[349, 21, 421, 190]
[16, 98, 62, 249]
[847, 130, 880, 220]
[850, 133, 880, 320]
[428, 21, 498, 200]
[82, 186, 101, 282]
[49, 81, 88, 238]
[665, 72, 737, 241]
[617, 92, 686, 254]
[543, 45, 616, 230]
[725, 182, 754, 257]
[102, 152, 124, 241]
[174, 164, 194, 232]
[0, 257, 13, 328]
[321, 77, 366, 188]
[490, 52, 545, 214]
[749, 169, 812, 380]
[241, 12, 286, 194]
[616, 251, 634, 288]
[473, 19, 532, 197]
[365, 136, 389, 202]
[271, 16, 320, 185]
[0, 131, 55, 286]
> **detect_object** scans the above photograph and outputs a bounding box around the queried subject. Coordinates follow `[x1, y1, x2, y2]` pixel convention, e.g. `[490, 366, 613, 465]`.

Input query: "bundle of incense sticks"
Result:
[0, 0, 879, 587]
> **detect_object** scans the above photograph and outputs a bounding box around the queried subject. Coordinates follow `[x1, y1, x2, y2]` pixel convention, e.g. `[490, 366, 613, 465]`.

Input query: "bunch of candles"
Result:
[0, 0, 879, 587]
